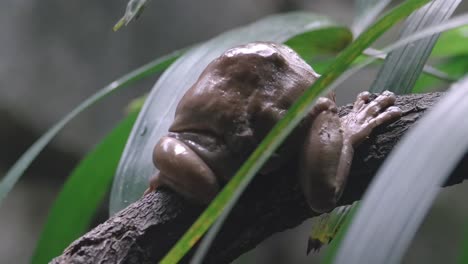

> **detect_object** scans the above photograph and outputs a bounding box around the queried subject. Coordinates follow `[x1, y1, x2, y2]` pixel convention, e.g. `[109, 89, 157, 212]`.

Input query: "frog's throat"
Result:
[166, 131, 243, 182]
[153, 136, 219, 204]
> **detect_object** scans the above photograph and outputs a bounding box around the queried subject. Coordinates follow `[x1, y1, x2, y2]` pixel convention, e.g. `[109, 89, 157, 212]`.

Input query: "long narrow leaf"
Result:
[110, 12, 353, 214]
[113, 0, 149, 31]
[364, 47, 457, 82]
[0, 50, 182, 206]
[370, 0, 461, 94]
[381, 13, 468, 54]
[460, 222, 468, 264]
[307, 203, 356, 253]
[160, 1, 430, 263]
[32, 111, 138, 264]
[321, 204, 359, 264]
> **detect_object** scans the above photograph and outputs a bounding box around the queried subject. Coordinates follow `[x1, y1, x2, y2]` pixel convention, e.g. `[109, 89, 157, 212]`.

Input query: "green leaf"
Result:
[364, 47, 457, 83]
[113, 0, 149, 31]
[355, 13, 468, 79]
[460, 221, 468, 264]
[285, 26, 353, 61]
[159, 1, 430, 262]
[358, 14, 468, 92]
[110, 12, 353, 215]
[307, 203, 355, 253]
[413, 55, 468, 92]
[432, 25, 468, 57]
[334, 78, 468, 263]
[370, 0, 461, 94]
[31, 111, 139, 264]
[125, 94, 148, 114]
[321, 204, 359, 264]
[321, 17, 468, 98]
[0, 50, 182, 207]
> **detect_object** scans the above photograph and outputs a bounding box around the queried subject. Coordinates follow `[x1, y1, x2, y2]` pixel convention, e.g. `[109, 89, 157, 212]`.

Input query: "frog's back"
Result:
[170, 42, 319, 155]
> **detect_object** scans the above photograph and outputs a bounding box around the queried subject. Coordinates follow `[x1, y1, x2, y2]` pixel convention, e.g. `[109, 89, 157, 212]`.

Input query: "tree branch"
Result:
[51, 92, 467, 264]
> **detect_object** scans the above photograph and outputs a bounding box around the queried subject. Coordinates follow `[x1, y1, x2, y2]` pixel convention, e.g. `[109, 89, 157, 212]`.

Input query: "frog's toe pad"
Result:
[369, 105, 402, 127]
[353, 91, 371, 111]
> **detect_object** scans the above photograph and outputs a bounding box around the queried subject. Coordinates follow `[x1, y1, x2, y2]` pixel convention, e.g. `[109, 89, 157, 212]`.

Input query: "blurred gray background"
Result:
[1, 0, 467, 263]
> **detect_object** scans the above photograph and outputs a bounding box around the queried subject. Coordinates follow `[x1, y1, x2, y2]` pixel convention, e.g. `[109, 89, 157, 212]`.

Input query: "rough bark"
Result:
[51, 92, 467, 264]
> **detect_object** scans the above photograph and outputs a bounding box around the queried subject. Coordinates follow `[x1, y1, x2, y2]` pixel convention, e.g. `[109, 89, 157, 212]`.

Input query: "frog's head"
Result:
[221, 41, 320, 79]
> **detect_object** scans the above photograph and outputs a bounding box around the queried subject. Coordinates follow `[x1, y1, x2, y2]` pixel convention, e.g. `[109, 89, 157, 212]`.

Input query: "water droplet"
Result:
[140, 126, 147, 136]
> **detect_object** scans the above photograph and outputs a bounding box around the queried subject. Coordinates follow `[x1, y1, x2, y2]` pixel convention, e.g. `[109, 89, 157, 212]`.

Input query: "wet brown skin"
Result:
[148, 42, 401, 212]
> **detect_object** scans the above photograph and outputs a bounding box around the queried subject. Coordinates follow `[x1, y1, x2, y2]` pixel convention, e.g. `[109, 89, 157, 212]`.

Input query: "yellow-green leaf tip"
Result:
[113, 17, 126, 32]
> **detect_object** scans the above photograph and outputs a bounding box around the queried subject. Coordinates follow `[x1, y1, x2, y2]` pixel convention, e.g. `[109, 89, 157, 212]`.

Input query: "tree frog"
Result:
[145, 42, 401, 213]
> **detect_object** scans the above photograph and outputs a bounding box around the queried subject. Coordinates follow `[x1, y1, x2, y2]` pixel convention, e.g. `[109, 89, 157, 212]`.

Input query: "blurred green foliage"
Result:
[32, 111, 139, 264]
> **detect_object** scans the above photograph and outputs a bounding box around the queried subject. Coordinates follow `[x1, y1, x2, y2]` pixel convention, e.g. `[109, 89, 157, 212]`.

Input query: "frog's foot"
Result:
[342, 90, 402, 146]
[326, 91, 336, 102]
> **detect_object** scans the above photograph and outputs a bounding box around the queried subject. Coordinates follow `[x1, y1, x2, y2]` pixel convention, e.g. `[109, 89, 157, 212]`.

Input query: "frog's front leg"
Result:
[299, 91, 402, 213]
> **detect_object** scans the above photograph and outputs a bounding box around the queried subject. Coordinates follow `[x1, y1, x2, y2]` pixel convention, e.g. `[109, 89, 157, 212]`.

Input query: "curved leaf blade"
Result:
[334, 77, 468, 264]
[160, 1, 430, 263]
[370, 0, 461, 94]
[325, 17, 468, 115]
[307, 203, 356, 253]
[32, 111, 138, 264]
[113, 0, 149, 31]
[110, 12, 353, 214]
[460, 222, 468, 264]
[0, 50, 182, 206]
[321, 204, 359, 264]
[355, 12, 468, 88]
[364, 47, 457, 83]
